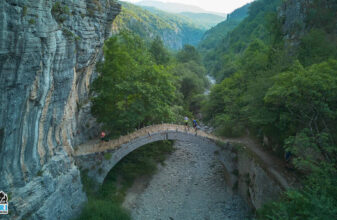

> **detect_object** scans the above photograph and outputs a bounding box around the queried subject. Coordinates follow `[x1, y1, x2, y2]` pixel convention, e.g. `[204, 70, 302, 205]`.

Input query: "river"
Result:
[204, 75, 216, 95]
[123, 140, 251, 220]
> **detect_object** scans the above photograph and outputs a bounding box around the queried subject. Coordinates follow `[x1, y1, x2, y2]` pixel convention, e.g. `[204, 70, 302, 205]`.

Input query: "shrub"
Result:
[52, 2, 70, 23]
[76, 200, 130, 220]
[28, 19, 35, 25]
[23, 6, 27, 16]
[62, 28, 80, 42]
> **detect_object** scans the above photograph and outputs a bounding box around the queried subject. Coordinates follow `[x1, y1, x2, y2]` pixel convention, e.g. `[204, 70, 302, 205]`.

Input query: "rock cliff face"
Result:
[0, 0, 120, 219]
[279, 0, 307, 51]
[280, 0, 336, 52]
[218, 144, 282, 210]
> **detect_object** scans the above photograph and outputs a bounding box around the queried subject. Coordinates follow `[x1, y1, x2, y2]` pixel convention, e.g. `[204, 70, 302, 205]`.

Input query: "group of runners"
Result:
[184, 116, 198, 131]
[100, 117, 200, 142]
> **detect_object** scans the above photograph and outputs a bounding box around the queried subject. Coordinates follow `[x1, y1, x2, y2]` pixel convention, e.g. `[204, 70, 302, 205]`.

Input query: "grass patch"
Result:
[104, 153, 112, 160]
[76, 140, 175, 220]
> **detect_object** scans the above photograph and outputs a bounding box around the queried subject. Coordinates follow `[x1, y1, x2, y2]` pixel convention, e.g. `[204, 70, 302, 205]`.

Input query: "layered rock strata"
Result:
[0, 0, 120, 219]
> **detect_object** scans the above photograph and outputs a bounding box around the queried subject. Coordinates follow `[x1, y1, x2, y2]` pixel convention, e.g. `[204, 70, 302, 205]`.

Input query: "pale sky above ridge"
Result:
[121, 0, 255, 14]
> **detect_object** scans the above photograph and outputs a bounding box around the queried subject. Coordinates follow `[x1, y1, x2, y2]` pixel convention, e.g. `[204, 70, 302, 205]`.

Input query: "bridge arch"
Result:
[74, 124, 220, 184]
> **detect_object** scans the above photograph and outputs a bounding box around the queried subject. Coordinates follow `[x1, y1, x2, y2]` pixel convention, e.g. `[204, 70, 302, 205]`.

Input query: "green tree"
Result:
[257, 60, 337, 219]
[201, 0, 337, 218]
[171, 60, 209, 113]
[298, 29, 337, 66]
[149, 36, 170, 65]
[91, 33, 177, 137]
[258, 166, 337, 220]
[177, 44, 201, 63]
[264, 60, 337, 165]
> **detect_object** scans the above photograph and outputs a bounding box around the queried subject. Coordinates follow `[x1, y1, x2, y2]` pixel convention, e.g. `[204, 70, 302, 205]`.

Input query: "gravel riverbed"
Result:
[123, 140, 251, 220]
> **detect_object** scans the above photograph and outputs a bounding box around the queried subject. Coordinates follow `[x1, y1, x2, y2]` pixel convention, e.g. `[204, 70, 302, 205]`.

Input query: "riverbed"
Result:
[123, 140, 251, 220]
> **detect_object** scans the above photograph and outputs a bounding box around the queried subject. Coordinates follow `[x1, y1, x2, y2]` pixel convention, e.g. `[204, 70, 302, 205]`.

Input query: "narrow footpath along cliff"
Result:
[0, 0, 120, 219]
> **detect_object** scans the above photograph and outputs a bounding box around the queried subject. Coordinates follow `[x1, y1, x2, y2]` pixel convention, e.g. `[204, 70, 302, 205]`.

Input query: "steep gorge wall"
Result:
[218, 143, 283, 211]
[279, 0, 336, 53]
[0, 0, 120, 219]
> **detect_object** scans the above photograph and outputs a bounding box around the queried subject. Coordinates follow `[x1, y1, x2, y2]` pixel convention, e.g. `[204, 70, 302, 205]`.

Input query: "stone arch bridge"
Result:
[74, 124, 225, 183]
[74, 124, 292, 190]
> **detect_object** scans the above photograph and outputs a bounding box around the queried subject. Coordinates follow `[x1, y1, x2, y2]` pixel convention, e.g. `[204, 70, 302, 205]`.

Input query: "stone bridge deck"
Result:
[74, 124, 220, 156]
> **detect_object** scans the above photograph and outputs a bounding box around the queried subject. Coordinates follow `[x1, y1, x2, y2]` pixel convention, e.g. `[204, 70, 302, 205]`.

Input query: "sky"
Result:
[121, 0, 255, 14]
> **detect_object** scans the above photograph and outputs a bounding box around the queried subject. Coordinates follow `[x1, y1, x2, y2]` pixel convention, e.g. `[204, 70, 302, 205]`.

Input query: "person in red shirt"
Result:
[100, 131, 106, 141]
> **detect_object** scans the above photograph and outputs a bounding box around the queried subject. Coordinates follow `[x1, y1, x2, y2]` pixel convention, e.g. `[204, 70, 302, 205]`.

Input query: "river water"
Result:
[204, 75, 216, 95]
[123, 140, 251, 220]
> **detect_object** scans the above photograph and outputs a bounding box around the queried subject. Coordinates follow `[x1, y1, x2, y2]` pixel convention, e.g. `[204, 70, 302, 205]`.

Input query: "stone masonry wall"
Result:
[217, 143, 282, 210]
[75, 131, 216, 184]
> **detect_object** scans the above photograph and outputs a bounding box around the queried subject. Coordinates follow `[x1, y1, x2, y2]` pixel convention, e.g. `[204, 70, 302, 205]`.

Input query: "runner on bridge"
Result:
[193, 119, 198, 132]
[184, 116, 189, 129]
[100, 131, 106, 142]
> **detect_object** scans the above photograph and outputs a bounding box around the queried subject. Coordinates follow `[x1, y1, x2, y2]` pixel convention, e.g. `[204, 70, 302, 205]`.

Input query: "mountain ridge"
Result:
[136, 0, 226, 16]
[198, 3, 251, 73]
[113, 2, 205, 49]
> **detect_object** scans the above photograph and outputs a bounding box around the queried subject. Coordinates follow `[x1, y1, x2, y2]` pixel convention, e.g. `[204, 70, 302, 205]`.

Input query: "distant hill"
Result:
[112, 2, 205, 50]
[198, 0, 284, 81]
[179, 12, 226, 29]
[198, 3, 250, 71]
[136, 0, 226, 29]
[136, 0, 208, 14]
[199, 3, 250, 51]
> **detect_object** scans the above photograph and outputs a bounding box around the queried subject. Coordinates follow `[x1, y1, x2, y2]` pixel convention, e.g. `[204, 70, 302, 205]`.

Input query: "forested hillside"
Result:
[112, 2, 205, 50]
[198, 3, 250, 69]
[91, 33, 208, 137]
[200, 0, 280, 81]
[178, 12, 225, 29]
[201, 0, 337, 218]
[136, 0, 209, 14]
[137, 0, 227, 29]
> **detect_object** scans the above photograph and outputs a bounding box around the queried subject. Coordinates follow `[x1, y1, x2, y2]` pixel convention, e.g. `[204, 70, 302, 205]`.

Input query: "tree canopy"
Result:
[201, 0, 337, 218]
[91, 33, 177, 137]
[91, 33, 209, 136]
